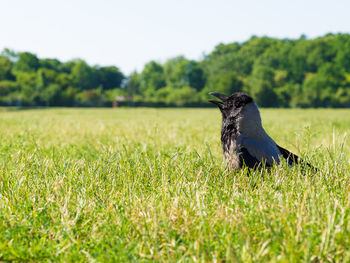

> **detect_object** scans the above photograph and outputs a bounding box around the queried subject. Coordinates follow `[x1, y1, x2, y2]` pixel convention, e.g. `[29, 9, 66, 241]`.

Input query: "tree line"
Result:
[1, 33, 350, 107]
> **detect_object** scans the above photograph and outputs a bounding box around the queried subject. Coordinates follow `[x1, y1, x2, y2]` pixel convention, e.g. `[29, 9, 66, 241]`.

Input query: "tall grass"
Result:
[0, 108, 349, 262]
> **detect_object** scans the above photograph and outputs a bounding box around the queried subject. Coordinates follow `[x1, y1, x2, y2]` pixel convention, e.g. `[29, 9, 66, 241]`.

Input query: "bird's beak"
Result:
[208, 92, 228, 107]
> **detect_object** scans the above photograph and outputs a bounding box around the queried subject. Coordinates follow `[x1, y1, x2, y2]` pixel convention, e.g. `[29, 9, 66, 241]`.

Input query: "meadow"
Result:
[0, 107, 349, 262]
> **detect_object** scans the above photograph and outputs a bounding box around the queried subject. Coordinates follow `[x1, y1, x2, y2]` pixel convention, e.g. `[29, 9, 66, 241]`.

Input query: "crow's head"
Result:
[209, 92, 254, 119]
[209, 92, 262, 136]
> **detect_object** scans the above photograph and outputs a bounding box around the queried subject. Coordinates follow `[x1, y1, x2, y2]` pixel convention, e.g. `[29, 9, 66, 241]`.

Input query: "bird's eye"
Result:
[226, 101, 233, 108]
[235, 101, 243, 108]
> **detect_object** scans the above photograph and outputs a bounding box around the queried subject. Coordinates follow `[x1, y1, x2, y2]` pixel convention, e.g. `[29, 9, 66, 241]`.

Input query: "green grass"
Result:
[0, 108, 349, 262]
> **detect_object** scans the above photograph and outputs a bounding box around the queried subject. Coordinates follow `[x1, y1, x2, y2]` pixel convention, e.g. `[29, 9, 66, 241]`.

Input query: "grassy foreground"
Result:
[0, 108, 349, 262]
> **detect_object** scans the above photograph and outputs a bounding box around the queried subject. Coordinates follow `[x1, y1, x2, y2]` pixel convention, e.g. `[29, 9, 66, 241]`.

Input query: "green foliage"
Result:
[203, 34, 350, 107]
[71, 60, 98, 91]
[0, 50, 125, 106]
[14, 52, 39, 72]
[97, 66, 124, 90]
[103, 88, 127, 104]
[0, 80, 18, 96]
[124, 71, 140, 96]
[15, 71, 39, 106]
[0, 108, 349, 261]
[0, 81, 20, 106]
[166, 86, 199, 105]
[163, 56, 205, 92]
[76, 88, 103, 106]
[140, 61, 166, 99]
[202, 71, 243, 98]
[1, 33, 350, 107]
[0, 56, 15, 81]
[248, 66, 278, 107]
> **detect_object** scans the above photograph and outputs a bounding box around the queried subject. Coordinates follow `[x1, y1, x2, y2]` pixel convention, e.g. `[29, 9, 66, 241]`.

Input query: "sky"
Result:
[1, 0, 349, 74]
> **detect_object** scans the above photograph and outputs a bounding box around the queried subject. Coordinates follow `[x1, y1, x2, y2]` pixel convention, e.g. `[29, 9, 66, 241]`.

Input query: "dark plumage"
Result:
[209, 92, 316, 170]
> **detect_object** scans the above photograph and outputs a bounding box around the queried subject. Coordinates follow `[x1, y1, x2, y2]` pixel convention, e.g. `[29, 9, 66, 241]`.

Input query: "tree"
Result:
[71, 60, 98, 91]
[248, 66, 278, 107]
[139, 61, 165, 99]
[163, 57, 205, 92]
[14, 52, 39, 72]
[203, 72, 243, 97]
[0, 56, 15, 81]
[166, 86, 199, 105]
[97, 66, 124, 90]
[15, 71, 38, 105]
[124, 71, 140, 96]
[1, 33, 350, 107]
[76, 89, 102, 106]
[39, 58, 61, 71]
[41, 84, 62, 106]
[0, 81, 19, 97]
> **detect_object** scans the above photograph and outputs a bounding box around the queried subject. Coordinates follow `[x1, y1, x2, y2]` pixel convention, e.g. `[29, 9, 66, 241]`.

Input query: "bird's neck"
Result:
[236, 102, 266, 140]
[238, 118, 267, 140]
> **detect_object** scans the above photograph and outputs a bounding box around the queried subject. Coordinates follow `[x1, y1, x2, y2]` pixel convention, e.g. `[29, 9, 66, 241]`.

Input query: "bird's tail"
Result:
[277, 145, 317, 172]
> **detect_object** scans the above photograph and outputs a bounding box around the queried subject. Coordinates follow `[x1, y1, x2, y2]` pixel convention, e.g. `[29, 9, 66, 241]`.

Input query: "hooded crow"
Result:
[209, 92, 316, 170]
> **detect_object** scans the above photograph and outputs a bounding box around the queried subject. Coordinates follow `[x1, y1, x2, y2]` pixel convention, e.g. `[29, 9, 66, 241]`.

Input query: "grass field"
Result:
[0, 108, 349, 262]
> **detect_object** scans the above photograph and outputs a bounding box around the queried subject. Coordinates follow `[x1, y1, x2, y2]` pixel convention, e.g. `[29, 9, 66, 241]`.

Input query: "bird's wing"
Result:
[238, 137, 280, 166]
[238, 147, 271, 169]
[277, 144, 317, 171]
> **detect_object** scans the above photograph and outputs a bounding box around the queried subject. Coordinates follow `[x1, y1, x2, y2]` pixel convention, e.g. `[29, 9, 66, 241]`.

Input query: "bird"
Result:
[209, 91, 316, 170]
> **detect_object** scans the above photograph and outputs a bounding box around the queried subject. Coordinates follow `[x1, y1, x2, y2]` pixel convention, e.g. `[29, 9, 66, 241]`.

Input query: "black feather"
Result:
[239, 147, 271, 169]
[277, 145, 317, 171]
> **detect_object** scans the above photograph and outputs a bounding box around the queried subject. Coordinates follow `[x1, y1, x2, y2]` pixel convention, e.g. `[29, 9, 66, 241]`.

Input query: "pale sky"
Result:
[1, 0, 349, 74]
